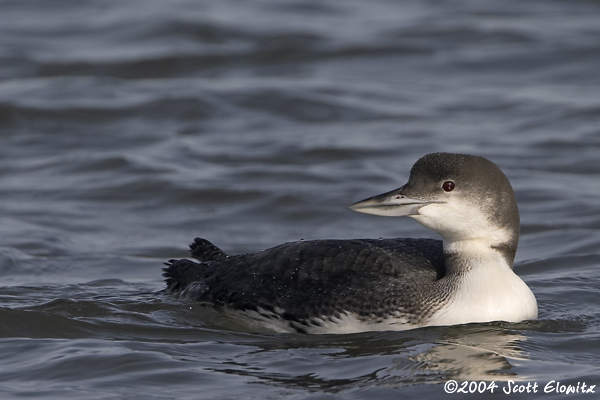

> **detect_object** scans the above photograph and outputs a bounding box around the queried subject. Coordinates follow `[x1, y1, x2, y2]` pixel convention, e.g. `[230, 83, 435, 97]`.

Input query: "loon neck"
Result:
[442, 237, 515, 275]
[429, 236, 537, 326]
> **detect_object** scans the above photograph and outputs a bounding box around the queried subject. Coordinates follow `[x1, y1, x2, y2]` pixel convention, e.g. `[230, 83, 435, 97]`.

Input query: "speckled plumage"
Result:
[164, 237, 450, 332]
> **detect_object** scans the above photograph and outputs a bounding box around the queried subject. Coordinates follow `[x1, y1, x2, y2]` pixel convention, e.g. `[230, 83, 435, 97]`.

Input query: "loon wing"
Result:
[164, 237, 444, 322]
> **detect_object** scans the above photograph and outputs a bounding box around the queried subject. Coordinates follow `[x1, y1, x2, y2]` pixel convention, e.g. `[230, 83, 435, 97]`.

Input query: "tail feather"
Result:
[163, 259, 211, 294]
[163, 238, 225, 297]
[189, 238, 227, 262]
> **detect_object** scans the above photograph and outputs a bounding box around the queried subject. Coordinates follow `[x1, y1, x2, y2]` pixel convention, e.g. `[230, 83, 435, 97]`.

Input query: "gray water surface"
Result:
[1, 0, 600, 399]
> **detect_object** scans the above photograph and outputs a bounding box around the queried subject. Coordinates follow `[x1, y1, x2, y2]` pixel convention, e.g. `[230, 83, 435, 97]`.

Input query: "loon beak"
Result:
[348, 186, 434, 217]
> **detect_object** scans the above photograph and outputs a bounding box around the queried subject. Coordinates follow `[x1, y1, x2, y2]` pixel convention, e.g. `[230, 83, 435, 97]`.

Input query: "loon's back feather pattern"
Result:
[163, 237, 445, 327]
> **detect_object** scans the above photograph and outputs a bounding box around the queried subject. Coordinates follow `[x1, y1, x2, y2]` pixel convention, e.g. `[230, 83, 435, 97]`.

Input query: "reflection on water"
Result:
[201, 324, 537, 390]
[412, 327, 529, 382]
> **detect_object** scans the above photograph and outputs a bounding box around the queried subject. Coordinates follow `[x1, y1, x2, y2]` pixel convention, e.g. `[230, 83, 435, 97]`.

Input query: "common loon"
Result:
[163, 153, 538, 334]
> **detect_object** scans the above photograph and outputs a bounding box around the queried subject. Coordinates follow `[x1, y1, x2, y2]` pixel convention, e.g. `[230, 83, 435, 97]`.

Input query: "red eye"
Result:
[442, 181, 455, 192]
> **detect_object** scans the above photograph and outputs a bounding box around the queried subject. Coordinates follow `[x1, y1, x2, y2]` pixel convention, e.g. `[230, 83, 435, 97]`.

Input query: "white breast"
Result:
[427, 241, 538, 327]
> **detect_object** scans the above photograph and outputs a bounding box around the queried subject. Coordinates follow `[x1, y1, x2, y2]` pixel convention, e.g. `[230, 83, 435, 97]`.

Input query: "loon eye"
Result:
[442, 181, 455, 192]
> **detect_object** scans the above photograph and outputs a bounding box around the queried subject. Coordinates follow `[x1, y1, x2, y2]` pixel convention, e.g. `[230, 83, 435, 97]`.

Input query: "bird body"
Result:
[164, 153, 538, 333]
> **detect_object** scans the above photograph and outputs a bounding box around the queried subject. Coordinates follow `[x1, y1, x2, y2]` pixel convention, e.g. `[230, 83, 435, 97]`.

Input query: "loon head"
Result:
[349, 153, 520, 264]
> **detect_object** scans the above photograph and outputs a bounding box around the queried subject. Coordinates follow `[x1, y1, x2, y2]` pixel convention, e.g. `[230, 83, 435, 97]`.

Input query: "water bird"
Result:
[163, 152, 538, 334]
